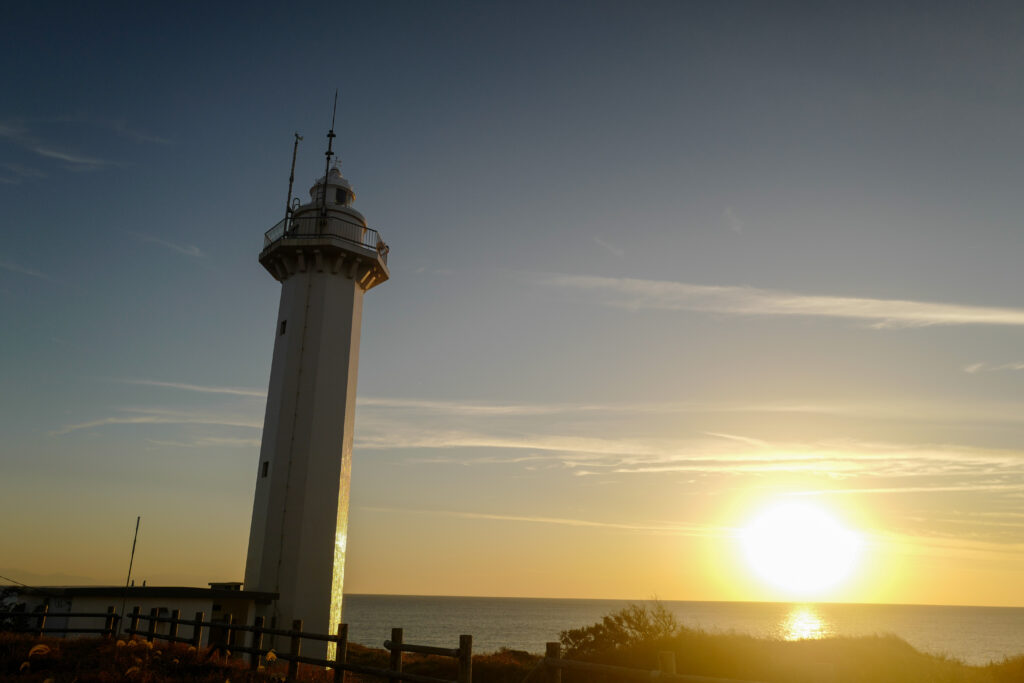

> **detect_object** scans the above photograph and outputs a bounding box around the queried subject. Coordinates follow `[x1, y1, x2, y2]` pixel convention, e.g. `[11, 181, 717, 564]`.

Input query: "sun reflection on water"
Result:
[783, 605, 831, 640]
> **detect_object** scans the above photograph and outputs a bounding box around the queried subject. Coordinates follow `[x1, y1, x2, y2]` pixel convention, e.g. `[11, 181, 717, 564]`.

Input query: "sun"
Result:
[738, 500, 863, 598]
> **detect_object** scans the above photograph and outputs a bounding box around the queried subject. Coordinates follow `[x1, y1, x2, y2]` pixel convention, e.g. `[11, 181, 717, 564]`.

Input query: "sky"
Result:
[2, 1, 1024, 607]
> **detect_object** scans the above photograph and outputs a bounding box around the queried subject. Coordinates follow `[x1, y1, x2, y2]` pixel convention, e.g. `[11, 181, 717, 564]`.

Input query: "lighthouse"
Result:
[244, 125, 389, 653]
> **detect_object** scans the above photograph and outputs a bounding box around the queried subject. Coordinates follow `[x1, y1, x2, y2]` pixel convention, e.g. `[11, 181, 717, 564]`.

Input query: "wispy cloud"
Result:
[1, 163, 46, 179]
[52, 408, 261, 436]
[355, 416, 1024, 483]
[0, 121, 29, 141]
[964, 362, 1024, 374]
[1, 119, 123, 170]
[593, 235, 625, 257]
[0, 260, 53, 281]
[357, 396, 596, 416]
[542, 274, 1024, 328]
[723, 206, 743, 233]
[118, 378, 265, 397]
[147, 436, 261, 448]
[107, 120, 172, 145]
[128, 231, 205, 258]
[32, 146, 114, 168]
[360, 506, 725, 537]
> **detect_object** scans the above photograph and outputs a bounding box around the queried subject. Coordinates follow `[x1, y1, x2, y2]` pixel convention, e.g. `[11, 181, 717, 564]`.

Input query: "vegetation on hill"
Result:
[557, 602, 1024, 683]
[3, 603, 1024, 682]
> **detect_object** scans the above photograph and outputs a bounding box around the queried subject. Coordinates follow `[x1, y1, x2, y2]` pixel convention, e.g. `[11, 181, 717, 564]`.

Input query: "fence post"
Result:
[169, 609, 180, 644]
[224, 613, 235, 654]
[250, 616, 265, 671]
[35, 604, 48, 638]
[287, 619, 302, 682]
[333, 623, 348, 683]
[545, 642, 561, 683]
[458, 635, 473, 683]
[146, 608, 158, 642]
[104, 606, 117, 639]
[658, 651, 676, 675]
[389, 627, 403, 683]
[129, 606, 140, 639]
[192, 611, 205, 649]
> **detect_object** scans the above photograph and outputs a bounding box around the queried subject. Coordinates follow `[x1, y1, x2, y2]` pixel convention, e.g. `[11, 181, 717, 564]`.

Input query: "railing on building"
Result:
[264, 214, 389, 265]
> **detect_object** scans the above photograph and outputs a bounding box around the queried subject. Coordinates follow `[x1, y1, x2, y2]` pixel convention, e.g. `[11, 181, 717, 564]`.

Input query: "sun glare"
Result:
[739, 501, 863, 598]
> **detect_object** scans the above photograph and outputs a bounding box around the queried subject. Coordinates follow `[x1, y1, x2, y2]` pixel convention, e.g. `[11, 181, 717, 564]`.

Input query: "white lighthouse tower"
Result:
[244, 123, 389, 652]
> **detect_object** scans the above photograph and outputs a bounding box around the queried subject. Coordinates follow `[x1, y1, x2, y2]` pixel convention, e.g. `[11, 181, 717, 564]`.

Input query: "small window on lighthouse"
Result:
[335, 188, 345, 204]
[279, 320, 287, 336]
[262, 461, 269, 478]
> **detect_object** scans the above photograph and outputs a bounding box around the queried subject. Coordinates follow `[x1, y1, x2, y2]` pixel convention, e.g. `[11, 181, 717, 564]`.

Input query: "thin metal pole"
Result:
[285, 132, 303, 224]
[320, 89, 338, 218]
[120, 516, 140, 630]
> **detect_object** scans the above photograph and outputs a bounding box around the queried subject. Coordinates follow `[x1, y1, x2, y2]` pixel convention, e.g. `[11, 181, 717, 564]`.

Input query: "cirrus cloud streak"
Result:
[543, 274, 1024, 328]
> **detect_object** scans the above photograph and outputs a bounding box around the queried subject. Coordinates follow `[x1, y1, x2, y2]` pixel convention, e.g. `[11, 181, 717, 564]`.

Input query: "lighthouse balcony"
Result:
[263, 214, 389, 265]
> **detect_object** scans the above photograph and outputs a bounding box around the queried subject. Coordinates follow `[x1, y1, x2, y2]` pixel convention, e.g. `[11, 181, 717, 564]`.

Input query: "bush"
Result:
[559, 602, 679, 657]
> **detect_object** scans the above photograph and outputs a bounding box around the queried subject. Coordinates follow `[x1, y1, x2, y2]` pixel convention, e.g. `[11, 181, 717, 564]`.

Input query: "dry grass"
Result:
[559, 625, 1024, 683]
[4, 628, 1024, 683]
[0, 634, 538, 683]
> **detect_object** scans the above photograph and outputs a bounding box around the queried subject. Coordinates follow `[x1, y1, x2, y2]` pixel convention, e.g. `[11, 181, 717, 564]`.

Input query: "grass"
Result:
[4, 609, 1024, 683]
[555, 603, 1024, 683]
[0, 633, 539, 683]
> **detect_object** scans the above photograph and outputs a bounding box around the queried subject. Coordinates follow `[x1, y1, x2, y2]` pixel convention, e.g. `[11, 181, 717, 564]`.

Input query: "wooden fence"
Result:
[3, 605, 120, 639]
[8, 607, 766, 683]
[8, 605, 472, 683]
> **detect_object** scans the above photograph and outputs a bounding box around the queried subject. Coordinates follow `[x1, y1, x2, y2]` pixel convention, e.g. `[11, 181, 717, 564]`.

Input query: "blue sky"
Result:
[3, 1, 1024, 605]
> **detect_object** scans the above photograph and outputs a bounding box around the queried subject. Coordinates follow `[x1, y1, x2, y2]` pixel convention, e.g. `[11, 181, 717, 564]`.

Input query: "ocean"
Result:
[340, 595, 1024, 666]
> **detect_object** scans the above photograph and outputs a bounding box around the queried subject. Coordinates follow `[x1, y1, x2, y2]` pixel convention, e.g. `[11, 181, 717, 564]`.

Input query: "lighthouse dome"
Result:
[309, 166, 355, 205]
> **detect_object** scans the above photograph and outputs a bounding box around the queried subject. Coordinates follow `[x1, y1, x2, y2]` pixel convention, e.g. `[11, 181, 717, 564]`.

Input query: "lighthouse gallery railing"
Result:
[264, 214, 389, 265]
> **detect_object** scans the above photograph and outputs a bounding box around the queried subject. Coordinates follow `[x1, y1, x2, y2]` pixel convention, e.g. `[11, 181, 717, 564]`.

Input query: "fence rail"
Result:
[1, 605, 120, 639]
[4, 610, 760, 683]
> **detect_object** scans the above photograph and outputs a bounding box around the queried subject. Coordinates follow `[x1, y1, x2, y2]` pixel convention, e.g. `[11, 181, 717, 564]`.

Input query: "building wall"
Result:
[244, 251, 367, 658]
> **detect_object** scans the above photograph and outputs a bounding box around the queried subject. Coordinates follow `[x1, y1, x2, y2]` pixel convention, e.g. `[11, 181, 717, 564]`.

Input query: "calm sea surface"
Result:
[340, 595, 1024, 666]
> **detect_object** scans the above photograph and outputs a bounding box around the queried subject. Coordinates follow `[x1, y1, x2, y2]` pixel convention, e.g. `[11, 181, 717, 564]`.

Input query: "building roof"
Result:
[9, 585, 278, 602]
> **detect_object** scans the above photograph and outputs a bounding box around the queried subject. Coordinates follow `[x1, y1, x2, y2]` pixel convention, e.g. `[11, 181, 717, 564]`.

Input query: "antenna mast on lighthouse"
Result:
[320, 89, 338, 217]
[284, 132, 303, 223]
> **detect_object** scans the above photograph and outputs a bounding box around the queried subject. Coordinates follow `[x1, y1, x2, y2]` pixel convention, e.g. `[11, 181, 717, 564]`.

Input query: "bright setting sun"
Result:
[739, 501, 864, 598]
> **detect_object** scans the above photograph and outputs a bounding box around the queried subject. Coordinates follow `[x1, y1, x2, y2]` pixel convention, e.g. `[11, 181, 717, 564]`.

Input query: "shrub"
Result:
[559, 602, 679, 657]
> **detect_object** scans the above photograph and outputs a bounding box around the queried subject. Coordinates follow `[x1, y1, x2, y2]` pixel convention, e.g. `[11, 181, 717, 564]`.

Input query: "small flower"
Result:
[144, 641, 153, 650]
[29, 644, 51, 657]
[265, 649, 278, 663]
[116, 640, 127, 647]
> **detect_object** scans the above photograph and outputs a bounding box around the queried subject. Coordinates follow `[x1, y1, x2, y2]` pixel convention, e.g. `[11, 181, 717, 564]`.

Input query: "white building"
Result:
[243, 142, 390, 658]
[4, 583, 275, 646]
